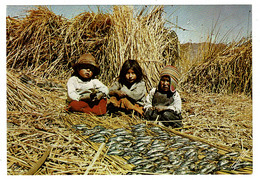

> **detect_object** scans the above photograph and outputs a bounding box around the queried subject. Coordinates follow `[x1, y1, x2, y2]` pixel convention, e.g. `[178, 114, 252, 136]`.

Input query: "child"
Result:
[108, 60, 147, 116]
[144, 65, 182, 128]
[67, 53, 109, 115]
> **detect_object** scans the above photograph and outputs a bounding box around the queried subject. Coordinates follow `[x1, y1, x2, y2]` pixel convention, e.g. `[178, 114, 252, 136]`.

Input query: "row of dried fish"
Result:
[72, 123, 252, 174]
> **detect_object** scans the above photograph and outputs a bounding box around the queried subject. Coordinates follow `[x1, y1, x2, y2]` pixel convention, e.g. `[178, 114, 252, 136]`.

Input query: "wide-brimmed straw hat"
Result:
[160, 65, 180, 92]
[72, 53, 100, 76]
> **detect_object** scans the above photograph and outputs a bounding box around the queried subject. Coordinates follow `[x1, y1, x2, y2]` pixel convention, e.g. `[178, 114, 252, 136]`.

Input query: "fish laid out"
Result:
[72, 123, 252, 175]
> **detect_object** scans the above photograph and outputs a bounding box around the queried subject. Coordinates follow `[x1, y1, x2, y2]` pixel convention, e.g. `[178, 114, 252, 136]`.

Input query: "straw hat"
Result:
[72, 53, 100, 76]
[160, 65, 180, 92]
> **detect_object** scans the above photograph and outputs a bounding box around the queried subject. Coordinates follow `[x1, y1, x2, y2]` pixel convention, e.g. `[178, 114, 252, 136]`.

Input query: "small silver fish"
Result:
[114, 130, 129, 136]
[109, 143, 124, 151]
[131, 123, 146, 129]
[132, 127, 146, 133]
[128, 156, 143, 164]
[93, 125, 105, 130]
[82, 129, 96, 136]
[198, 143, 210, 149]
[90, 136, 106, 143]
[123, 134, 134, 140]
[176, 137, 190, 143]
[72, 124, 87, 130]
[169, 142, 184, 148]
[217, 159, 230, 167]
[200, 163, 218, 174]
[136, 139, 151, 144]
[133, 142, 147, 148]
[88, 133, 104, 140]
[108, 136, 125, 142]
[178, 146, 195, 151]
[132, 159, 149, 166]
[149, 126, 163, 132]
[225, 151, 240, 157]
[148, 152, 164, 158]
[107, 150, 124, 156]
[146, 146, 165, 156]
[114, 128, 126, 133]
[98, 129, 114, 136]
[134, 146, 146, 152]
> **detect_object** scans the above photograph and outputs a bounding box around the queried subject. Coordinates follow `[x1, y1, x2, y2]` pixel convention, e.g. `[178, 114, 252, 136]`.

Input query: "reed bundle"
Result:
[106, 6, 179, 88]
[180, 38, 252, 95]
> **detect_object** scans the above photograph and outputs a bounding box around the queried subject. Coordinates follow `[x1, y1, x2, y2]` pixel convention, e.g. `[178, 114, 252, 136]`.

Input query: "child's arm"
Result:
[144, 88, 156, 110]
[109, 81, 126, 97]
[120, 81, 146, 101]
[67, 77, 81, 101]
[165, 91, 182, 114]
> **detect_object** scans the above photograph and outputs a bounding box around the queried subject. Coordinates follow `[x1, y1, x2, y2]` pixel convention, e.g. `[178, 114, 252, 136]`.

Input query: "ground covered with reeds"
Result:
[6, 6, 252, 175]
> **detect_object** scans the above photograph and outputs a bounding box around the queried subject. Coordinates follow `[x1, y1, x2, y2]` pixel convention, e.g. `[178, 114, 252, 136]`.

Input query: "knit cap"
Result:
[160, 65, 180, 92]
[72, 53, 100, 76]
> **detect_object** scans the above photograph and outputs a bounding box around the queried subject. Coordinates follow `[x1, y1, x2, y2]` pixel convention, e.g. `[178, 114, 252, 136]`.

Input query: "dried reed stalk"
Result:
[180, 38, 252, 95]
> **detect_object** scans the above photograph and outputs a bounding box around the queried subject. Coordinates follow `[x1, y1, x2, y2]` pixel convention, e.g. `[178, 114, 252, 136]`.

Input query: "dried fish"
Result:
[198, 143, 210, 149]
[72, 124, 87, 130]
[114, 128, 126, 133]
[114, 130, 129, 136]
[149, 126, 163, 132]
[225, 151, 240, 157]
[107, 149, 124, 156]
[89, 136, 106, 143]
[217, 159, 230, 167]
[108, 136, 125, 142]
[109, 143, 124, 151]
[98, 129, 114, 136]
[169, 142, 184, 148]
[128, 156, 143, 164]
[81, 129, 97, 136]
[88, 133, 104, 140]
[149, 152, 164, 158]
[178, 145, 195, 151]
[231, 161, 252, 170]
[131, 123, 146, 129]
[176, 137, 190, 143]
[146, 146, 165, 156]
[200, 163, 218, 174]
[132, 127, 146, 133]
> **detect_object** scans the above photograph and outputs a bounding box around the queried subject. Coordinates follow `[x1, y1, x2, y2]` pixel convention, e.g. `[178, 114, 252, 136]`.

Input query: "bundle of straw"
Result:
[105, 6, 179, 89]
[180, 38, 252, 95]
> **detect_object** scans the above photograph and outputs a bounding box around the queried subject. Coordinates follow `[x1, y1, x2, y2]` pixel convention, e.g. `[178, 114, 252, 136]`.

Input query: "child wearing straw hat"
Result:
[66, 53, 109, 115]
[144, 65, 182, 128]
[107, 60, 147, 116]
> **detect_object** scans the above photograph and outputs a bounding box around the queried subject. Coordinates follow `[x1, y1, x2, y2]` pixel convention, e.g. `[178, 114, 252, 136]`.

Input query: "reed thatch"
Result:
[6, 5, 179, 89]
[180, 38, 252, 95]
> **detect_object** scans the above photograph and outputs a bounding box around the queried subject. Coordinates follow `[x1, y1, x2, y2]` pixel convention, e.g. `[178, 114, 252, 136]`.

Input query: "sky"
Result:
[5, 3, 252, 43]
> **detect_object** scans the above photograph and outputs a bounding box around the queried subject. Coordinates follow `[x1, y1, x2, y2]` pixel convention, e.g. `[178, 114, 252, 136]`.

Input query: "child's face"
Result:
[160, 76, 170, 92]
[78, 65, 94, 79]
[125, 68, 137, 84]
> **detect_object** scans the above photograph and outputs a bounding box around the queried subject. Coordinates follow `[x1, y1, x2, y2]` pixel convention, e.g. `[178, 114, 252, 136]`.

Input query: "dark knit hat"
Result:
[160, 65, 180, 92]
[72, 53, 100, 76]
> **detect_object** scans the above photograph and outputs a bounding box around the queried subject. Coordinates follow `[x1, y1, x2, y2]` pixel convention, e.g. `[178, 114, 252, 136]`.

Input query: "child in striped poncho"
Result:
[144, 65, 182, 128]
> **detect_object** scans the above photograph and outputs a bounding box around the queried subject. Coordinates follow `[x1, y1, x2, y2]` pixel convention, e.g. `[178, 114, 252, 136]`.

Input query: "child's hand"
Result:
[116, 90, 126, 97]
[95, 92, 105, 101]
[156, 105, 166, 112]
[80, 93, 91, 101]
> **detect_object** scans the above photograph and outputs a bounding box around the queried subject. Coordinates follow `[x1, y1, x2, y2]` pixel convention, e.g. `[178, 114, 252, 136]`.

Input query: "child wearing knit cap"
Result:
[67, 53, 109, 115]
[144, 65, 182, 128]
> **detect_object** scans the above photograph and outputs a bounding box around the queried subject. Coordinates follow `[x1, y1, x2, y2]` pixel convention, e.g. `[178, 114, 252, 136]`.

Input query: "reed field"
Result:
[6, 6, 252, 175]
